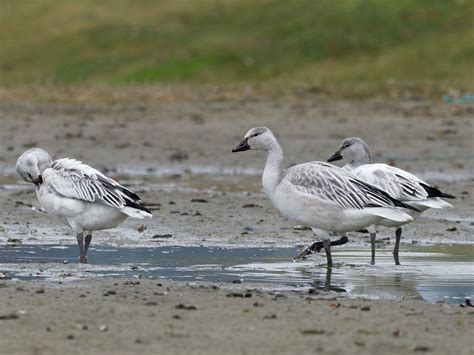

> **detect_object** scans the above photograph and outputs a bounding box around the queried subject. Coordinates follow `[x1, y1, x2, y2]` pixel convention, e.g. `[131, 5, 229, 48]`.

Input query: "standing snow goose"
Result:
[327, 137, 454, 264]
[232, 127, 416, 267]
[16, 148, 152, 262]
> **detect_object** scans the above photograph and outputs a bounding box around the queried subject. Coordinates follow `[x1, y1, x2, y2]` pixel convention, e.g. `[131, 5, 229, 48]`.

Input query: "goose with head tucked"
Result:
[328, 137, 454, 264]
[232, 128, 416, 267]
[16, 148, 152, 263]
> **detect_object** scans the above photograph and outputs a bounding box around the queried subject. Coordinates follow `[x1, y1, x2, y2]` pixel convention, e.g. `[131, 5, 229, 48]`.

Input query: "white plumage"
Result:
[16, 149, 152, 262]
[232, 127, 415, 266]
[327, 137, 454, 264]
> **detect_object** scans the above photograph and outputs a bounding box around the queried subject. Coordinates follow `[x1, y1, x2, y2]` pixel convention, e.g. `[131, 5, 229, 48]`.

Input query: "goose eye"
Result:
[27, 173, 32, 179]
[252, 133, 259, 137]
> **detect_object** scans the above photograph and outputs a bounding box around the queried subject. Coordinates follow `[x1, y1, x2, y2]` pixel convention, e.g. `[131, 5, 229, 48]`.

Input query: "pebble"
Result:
[152, 234, 173, 239]
[301, 329, 325, 335]
[175, 304, 197, 310]
[35, 288, 45, 294]
[0, 313, 19, 320]
[263, 314, 277, 319]
[413, 345, 431, 352]
[99, 325, 108, 332]
[144, 301, 158, 306]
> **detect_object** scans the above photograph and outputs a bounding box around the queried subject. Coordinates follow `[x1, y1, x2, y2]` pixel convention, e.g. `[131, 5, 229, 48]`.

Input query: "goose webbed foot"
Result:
[294, 236, 348, 261]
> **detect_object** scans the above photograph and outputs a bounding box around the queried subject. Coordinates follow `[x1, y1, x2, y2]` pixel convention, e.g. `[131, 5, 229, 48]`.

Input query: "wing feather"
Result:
[351, 164, 429, 202]
[286, 162, 406, 210]
[44, 158, 149, 213]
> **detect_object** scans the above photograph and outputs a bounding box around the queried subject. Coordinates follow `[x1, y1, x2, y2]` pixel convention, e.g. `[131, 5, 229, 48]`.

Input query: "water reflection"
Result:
[0, 244, 472, 304]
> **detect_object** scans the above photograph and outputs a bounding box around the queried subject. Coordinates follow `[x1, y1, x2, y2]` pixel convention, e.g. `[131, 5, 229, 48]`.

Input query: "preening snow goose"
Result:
[16, 148, 152, 262]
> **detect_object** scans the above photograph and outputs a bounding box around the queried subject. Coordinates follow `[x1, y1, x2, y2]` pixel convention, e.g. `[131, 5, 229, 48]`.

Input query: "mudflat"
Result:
[0, 93, 473, 354]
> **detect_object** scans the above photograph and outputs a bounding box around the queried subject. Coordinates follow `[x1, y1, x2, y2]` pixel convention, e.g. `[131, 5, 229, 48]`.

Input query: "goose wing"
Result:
[285, 162, 410, 210]
[43, 158, 149, 213]
[351, 164, 429, 201]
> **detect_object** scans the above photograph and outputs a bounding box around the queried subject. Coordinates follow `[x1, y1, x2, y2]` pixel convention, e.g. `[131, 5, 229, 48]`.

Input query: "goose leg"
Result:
[393, 227, 402, 265]
[323, 239, 332, 268]
[76, 232, 86, 263]
[294, 236, 348, 260]
[84, 233, 92, 257]
[370, 233, 376, 265]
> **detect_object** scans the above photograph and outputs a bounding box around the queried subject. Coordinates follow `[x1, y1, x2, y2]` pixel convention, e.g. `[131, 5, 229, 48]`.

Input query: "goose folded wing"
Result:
[45, 158, 140, 209]
[287, 162, 404, 210]
[353, 164, 428, 201]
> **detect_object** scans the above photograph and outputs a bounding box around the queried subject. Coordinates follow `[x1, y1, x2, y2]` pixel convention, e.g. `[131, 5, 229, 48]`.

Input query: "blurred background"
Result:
[1, 0, 473, 97]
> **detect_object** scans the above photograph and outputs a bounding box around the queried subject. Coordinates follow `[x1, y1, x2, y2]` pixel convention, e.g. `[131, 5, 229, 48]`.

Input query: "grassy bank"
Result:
[1, 0, 473, 95]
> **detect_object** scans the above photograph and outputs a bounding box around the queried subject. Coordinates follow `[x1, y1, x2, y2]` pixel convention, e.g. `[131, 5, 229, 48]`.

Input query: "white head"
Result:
[16, 148, 53, 185]
[327, 137, 373, 167]
[232, 127, 278, 153]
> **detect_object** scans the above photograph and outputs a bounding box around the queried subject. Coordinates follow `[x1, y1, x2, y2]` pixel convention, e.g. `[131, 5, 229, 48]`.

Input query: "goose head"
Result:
[232, 127, 277, 152]
[327, 137, 372, 166]
[16, 148, 53, 185]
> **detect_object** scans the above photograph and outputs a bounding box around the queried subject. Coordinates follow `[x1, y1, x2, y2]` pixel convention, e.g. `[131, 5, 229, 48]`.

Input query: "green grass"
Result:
[0, 0, 473, 94]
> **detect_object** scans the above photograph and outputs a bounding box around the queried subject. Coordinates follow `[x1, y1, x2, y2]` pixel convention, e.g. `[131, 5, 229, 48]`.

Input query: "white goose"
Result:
[232, 127, 416, 266]
[327, 137, 454, 264]
[16, 148, 152, 262]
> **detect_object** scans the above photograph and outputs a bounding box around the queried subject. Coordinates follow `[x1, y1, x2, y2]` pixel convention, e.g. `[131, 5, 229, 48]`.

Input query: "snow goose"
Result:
[16, 148, 152, 262]
[328, 137, 454, 264]
[232, 127, 416, 267]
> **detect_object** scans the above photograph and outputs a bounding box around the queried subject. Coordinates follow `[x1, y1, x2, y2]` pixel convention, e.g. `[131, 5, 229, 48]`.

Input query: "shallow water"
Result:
[1, 244, 472, 304]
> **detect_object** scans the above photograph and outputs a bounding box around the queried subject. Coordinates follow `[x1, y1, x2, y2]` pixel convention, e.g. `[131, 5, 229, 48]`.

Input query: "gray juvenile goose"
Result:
[232, 127, 416, 267]
[328, 137, 454, 265]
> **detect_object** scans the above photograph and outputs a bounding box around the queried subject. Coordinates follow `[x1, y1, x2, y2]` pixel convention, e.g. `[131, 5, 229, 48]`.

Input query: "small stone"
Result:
[360, 306, 370, 311]
[6, 238, 22, 245]
[137, 225, 146, 233]
[263, 314, 277, 319]
[145, 301, 158, 306]
[301, 329, 325, 335]
[242, 204, 262, 208]
[67, 334, 74, 340]
[293, 225, 311, 231]
[0, 313, 19, 320]
[175, 304, 196, 310]
[0, 272, 11, 280]
[413, 345, 431, 352]
[173, 314, 181, 319]
[63, 260, 68, 264]
[35, 288, 45, 294]
[190, 198, 208, 203]
[152, 234, 173, 239]
[99, 325, 108, 332]
[446, 226, 457, 232]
